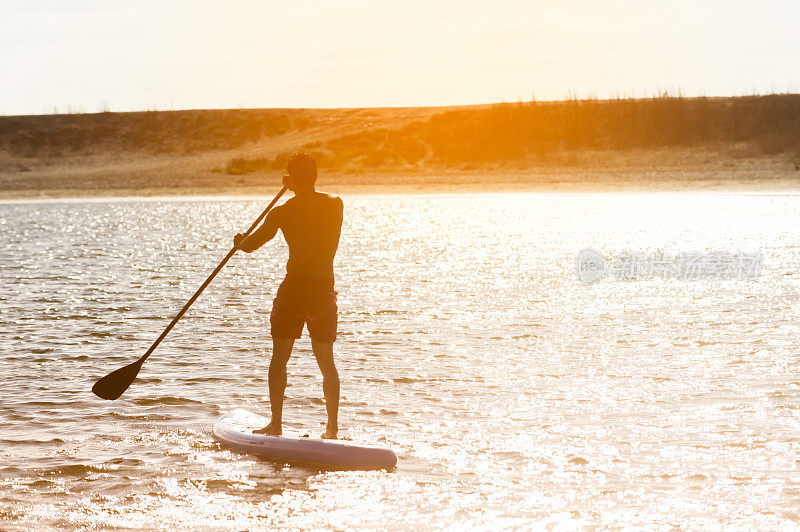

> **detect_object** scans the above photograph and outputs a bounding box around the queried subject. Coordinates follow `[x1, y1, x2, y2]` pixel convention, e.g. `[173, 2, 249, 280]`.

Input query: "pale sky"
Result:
[1, 0, 798, 115]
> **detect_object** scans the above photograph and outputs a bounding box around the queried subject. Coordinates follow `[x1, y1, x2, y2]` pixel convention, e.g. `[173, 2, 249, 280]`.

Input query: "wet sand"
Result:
[1, 152, 799, 200]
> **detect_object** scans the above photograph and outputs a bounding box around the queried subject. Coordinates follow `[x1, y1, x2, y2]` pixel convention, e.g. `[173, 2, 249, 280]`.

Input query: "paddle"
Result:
[92, 186, 288, 400]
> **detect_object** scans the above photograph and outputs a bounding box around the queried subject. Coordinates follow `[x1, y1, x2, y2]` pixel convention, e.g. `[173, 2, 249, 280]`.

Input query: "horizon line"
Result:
[3, 89, 800, 119]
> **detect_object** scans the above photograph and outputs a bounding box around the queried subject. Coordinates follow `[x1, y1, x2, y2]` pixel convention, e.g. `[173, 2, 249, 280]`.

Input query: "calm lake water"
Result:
[1, 193, 799, 529]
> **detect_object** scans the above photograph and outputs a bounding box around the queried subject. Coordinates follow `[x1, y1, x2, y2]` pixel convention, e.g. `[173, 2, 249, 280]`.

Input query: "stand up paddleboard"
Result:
[213, 409, 397, 471]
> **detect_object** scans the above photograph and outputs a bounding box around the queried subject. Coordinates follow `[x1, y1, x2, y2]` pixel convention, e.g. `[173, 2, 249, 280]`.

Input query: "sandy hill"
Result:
[1, 95, 799, 197]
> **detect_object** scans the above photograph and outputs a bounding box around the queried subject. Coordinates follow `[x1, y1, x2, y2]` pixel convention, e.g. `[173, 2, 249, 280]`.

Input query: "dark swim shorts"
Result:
[270, 272, 338, 342]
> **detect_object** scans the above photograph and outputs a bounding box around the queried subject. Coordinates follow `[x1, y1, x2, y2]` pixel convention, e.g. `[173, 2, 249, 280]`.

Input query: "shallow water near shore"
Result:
[1, 192, 799, 529]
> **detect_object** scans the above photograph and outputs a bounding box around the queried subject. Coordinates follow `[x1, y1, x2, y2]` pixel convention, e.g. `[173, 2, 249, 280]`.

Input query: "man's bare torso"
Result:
[271, 192, 343, 278]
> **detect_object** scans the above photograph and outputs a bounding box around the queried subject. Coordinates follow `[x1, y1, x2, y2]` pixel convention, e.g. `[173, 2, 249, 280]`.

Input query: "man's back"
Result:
[275, 192, 343, 279]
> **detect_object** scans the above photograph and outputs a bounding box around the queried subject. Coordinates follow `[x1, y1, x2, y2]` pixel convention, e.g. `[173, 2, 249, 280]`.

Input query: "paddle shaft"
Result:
[134, 186, 287, 366]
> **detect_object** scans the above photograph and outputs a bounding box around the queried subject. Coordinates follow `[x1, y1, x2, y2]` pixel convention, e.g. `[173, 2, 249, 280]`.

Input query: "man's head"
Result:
[285, 152, 317, 191]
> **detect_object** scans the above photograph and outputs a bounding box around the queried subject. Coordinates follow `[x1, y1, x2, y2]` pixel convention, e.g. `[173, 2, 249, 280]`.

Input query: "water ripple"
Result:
[1, 194, 799, 528]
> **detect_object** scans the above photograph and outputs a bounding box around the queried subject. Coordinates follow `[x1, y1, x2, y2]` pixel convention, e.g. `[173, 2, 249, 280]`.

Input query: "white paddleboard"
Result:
[213, 408, 397, 471]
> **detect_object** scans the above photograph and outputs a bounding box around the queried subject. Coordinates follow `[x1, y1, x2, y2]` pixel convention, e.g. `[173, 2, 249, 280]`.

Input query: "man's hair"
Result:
[286, 152, 317, 187]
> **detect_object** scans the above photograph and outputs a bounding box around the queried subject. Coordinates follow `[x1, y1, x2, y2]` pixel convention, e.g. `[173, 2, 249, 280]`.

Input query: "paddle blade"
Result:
[92, 360, 143, 400]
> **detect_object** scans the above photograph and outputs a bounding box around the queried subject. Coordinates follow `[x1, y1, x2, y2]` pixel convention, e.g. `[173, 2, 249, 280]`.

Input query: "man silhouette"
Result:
[234, 153, 343, 439]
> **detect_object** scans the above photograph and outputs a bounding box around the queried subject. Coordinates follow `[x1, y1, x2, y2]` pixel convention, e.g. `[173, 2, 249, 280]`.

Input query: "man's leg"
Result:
[311, 341, 339, 439]
[254, 337, 294, 435]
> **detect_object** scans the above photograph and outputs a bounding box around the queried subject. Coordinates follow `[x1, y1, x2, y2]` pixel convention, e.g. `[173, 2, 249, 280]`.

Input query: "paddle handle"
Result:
[136, 187, 288, 365]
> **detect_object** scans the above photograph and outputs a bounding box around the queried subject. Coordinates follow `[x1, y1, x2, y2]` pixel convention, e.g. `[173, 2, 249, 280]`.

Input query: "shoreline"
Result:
[2, 152, 800, 202]
[3, 175, 800, 202]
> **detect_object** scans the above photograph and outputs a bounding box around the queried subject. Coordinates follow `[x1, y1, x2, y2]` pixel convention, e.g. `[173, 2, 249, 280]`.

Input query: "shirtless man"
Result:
[234, 153, 343, 439]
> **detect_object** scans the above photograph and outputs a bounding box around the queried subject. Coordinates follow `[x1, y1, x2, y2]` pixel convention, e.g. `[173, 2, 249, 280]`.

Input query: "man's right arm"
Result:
[234, 208, 281, 253]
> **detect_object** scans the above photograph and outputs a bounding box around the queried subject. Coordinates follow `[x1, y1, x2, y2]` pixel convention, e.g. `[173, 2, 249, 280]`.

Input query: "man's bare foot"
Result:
[253, 422, 282, 436]
[321, 426, 338, 440]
